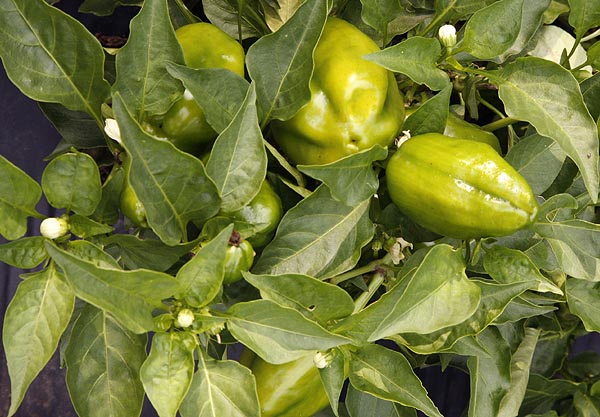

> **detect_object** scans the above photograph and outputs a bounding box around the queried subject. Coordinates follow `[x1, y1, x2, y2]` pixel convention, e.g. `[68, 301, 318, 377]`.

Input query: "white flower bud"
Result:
[40, 217, 69, 240]
[104, 118, 122, 144]
[438, 24, 457, 48]
[313, 350, 334, 369]
[175, 309, 195, 328]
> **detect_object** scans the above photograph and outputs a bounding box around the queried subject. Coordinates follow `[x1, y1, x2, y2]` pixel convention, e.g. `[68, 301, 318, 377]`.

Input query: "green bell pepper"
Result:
[270, 17, 405, 165]
[161, 23, 245, 155]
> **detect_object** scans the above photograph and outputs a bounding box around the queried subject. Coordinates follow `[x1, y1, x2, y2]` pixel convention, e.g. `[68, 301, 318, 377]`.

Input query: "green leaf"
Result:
[246, 0, 328, 123]
[140, 332, 196, 417]
[0, 155, 43, 240]
[0, 0, 110, 123]
[0, 237, 47, 269]
[206, 83, 268, 212]
[504, 133, 566, 196]
[461, 0, 524, 60]
[493, 0, 551, 63]
[41, 151, 102, 216]
[335, 245, 481, 343]
[45, 241, 179, 333]
[112, 93, 221, 245]
[497, 328, 541, 417]
[573, 391, 600, 417]
[39, 103, 107, 149]
[364, 37, 449, 91]
[493, 296, 556, 325]
[521, 374, 585, 415]
[392, 280, 532, 355]
[79, 0, 142, 16]
[226, 299, 350, 364]
[202, 0, 264, 40]
[467, 327, 512, 417]
[402, 84, 452, 136]
[3, 266, 75, 417]
[298, 145, 388, 206]
[533, 219, 600, 280]
[483, 246, 562, 294]
[166, 64, 250, 133]
[243, 272, 355, 323]
[346, 384, 415, 417]
[566, 278, 600, 332]
[66, 239, 121, 269]
[102, 234, 196, 271]
[92, 164, 125, 225]
[262, 0, 304, 32]
[68, 214, 114, 238]
[567, 0, 600, 39]
[253, 185, 374, 278]
[433, 0, 496, 22]
[348, 344, 443, 417]
[167, 0, 200, 28]
[176, 225, 232, 307]
[180, 353, 260, 417]
[581, 72, 600, 121]
[359, 0, 403, 42]
[112, 0, 184, 118]
[65, 303, 147, 417]
[498, 57, 600, 203]
[319, 348, 347, 417]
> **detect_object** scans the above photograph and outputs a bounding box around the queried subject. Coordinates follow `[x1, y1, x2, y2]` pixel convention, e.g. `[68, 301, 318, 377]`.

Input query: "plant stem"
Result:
[330, 254, 393, 285]
[477, 95, 505, 119]
[481, 117, 519, 132]
[582, 28, 600, 43]
[352, 271, 385, 314]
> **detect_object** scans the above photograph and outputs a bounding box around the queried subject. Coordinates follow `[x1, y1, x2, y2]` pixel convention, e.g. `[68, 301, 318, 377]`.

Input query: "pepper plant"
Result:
[1, 0, 600, 416]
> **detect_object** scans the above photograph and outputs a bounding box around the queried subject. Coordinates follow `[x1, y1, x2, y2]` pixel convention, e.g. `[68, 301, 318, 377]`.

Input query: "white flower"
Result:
[104, 118, 122, 144]
[313, 351, 334, 369]
[175, 309, 195, 328]
[438, 24, 457, 48]
[40, 217, 69, 239]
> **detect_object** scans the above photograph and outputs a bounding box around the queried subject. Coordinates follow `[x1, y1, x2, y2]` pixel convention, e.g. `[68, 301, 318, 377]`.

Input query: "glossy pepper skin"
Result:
[119, 154, 148, 228]
[271, 17, 405, 166]
[386, 133, 538, 239]
[250, 352, 330, 417]
[223, 180, 283, 248]
[223, 231, 254, 285]
[444, 112, 502, 153]
[161, 23, 245, 155]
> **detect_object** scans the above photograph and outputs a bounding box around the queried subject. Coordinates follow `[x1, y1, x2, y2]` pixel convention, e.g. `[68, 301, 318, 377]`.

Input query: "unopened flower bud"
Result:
[175, 308, 195, 328]
[313, 350, 335, 369]
[40, 217, 69, 239]
[438, 24, 457, 48]
[104, 118, 121, 144]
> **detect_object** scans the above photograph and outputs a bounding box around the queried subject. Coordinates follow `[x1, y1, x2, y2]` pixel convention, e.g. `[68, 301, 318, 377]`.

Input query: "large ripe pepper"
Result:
[161, 23, 245, 155]
[249, 352, 330, 417]
[270, 17, 405, 166]
[386, 133, 538, 239]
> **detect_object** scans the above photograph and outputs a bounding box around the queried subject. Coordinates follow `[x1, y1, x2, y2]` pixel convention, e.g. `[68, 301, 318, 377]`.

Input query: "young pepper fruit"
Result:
[161, 23, 246, 155]
[270, 17, 405, 165]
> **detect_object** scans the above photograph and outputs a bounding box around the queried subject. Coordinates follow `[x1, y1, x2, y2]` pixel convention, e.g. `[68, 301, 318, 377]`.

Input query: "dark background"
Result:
[0, 1, 598, 416]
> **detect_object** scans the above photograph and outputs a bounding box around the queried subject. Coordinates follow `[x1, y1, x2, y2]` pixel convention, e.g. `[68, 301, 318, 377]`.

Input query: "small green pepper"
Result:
[222, 180, 283, 248]
[444, 112, 502, 153]
[223, 231, 255, 285]
[161, 23, 245, 155]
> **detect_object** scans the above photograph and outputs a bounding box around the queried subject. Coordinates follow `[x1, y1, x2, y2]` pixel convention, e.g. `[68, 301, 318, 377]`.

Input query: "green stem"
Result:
[418, 8, 452, 37]
[582, 28, 600, 43]
[478, 95, 505, 120]
[329, 254, 393, 285]
[352, 271, 385, 314]
[481, 117, 519, 132]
